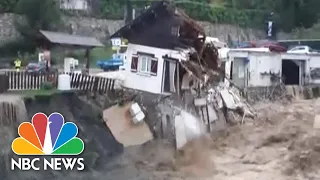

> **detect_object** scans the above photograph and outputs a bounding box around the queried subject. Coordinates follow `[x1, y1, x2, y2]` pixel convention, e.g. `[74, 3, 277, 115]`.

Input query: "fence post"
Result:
[93, 76, 99, 92]
[0, 72, 9, 93]
[110, 79, 115, 91]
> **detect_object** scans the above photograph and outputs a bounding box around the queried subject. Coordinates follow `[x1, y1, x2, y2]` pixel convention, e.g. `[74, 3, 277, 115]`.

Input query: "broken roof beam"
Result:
[175, 9, 205, 36]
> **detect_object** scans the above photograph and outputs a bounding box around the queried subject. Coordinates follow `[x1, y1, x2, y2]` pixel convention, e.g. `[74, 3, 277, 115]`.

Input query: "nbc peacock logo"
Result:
[11, 112, 85, 171]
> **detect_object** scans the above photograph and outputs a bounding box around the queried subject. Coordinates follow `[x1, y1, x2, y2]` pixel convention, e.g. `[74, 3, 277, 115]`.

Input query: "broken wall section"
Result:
[93, 90, 179, 141]
[93, 89, 215, 147]
[94, 82, 257, 149]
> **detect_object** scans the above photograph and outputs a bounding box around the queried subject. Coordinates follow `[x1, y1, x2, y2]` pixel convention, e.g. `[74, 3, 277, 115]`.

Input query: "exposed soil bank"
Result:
[2, 92, 124, 180]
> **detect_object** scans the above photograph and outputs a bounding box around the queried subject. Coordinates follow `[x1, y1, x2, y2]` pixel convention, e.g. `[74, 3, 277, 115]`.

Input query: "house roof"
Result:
[39, 30, 104, 47]
[110, 1, 204, 40]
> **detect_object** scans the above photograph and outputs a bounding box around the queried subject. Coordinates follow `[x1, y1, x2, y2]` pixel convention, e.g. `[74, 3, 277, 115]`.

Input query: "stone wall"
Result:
[0, 13, 270, 45]
[244, 85, 320, 104]
[0, 14, 19, 44]
[62, 15, 125, 44]
[244, 86, 286, 104]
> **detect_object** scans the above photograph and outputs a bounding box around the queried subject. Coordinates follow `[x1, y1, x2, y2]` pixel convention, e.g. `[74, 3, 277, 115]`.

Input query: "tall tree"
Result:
[0, 0, 19, 12]
[14, 0, 61, 42]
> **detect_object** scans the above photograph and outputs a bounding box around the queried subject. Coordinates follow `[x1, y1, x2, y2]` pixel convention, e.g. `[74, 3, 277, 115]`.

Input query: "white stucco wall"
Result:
[248, 53, 282, 86]
[227, 50, 320, 87]
[228, 51, 282, 87]
[307, 55, 320, 84]
[309, 55, 320, 69]
[123, 43, 185, 94]
[60, 0, 88, 10]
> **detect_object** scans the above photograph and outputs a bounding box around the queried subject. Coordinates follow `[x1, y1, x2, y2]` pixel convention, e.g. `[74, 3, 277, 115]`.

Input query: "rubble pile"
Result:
[174, 5, 256, 127]
[171, 4, 223, 87]
[207, 83, 256, 124]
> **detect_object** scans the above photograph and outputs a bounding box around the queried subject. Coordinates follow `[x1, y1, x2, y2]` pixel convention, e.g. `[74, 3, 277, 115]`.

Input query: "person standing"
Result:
[14, 52, 22, 72]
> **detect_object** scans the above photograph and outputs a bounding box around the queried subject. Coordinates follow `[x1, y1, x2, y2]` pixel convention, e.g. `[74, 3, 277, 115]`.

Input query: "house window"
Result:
[131, 54, 158, 76]
[139, 56, 149, 73]
[171, 26, 179, 36]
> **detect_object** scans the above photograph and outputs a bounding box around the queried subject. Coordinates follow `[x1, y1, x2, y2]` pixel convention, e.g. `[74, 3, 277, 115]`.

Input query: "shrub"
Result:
[176, 3, 266, 28]
[41, 81, 54, 90]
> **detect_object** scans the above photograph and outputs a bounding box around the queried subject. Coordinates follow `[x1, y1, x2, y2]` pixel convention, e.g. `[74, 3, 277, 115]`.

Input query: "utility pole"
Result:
[266, 12, 276, 40]
[125, 0, 133, 24]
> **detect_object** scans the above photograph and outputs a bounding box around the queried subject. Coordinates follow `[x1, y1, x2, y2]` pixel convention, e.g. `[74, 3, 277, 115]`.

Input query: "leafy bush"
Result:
[0, 0, 19, 13]
[291, 22, 320, 39]
[0, 38, 36, 57]
[176, 3, 266, 28]
[97, 1, 266, 28]
[41, 81, 54, 90]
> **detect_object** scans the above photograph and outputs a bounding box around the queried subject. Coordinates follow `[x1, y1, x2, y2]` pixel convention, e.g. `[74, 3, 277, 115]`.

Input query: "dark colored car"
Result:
[25, 62, 47, 73]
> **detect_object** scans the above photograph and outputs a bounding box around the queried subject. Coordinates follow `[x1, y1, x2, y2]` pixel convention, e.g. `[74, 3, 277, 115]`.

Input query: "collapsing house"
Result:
[109, 0, 254, 148]
[110, 0, 221, 95]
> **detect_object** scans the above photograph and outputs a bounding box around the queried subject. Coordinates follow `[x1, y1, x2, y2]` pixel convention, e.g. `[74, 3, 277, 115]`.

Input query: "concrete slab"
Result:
[103, 102, 153, 147]
[194, 98, 207, 106]
[286, 86, 294, 97]
[220, 89, 236, 109]
[313, 114, 320, 129]
[207, 104, 218, 122]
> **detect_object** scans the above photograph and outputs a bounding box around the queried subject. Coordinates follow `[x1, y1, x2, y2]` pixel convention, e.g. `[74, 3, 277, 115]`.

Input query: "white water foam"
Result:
[42, 122, 53, 154]
[174, 107, 205, 149]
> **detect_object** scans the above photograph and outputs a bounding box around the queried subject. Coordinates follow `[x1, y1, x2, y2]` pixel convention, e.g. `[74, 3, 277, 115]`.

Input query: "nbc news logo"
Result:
[11, 113, 85, 171]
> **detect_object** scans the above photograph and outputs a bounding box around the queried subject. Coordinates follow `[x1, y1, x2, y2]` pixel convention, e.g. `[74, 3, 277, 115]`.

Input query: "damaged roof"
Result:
[111, 1, 221, 84]
[110, 1, 204, 39]
[110, 0, 204, 49]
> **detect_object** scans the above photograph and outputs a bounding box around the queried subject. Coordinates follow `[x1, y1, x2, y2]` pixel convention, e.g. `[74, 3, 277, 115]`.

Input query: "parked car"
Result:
[287, 45, 319, 53]
[25, 62, 57, 73]
[25, 62, 46, 73]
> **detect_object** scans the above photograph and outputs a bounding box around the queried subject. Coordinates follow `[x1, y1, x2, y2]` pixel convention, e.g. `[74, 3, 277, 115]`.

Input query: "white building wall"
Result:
[124, 43, 184, 94]
[228, 51, 282, 87]
[308, 55, 320, 84]
[60, 0, 88, 10]
[248, 53, 282, 86]
[309, 56, 320, 67]
[228, 50, 320, 87]
[228, 50, 315, 87]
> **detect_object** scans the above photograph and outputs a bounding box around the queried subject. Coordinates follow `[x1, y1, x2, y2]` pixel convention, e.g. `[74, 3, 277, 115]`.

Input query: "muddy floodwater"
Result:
[1, 93, 320, 180]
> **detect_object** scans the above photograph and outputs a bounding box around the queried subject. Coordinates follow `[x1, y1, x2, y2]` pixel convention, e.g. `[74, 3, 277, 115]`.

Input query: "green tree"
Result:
[224, 0, 320, 32]
[14, 0, 61, 44]
[100, 0, 126, 19]
[0, 0, 19, 12]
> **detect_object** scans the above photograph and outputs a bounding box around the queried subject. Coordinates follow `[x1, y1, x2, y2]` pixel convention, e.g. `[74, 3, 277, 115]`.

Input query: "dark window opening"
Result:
[131, 54, 138, 72]
[166, 115, 171, 128]
[230, 61, 233, 80]
[171, 26, 179, 36]
[150, 58, 158, 76]
[282, 59, 300, 85]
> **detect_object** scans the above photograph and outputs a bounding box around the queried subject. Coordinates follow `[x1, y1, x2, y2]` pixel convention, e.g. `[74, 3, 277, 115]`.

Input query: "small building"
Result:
[37, 30, 104, 73]
[110, 1, 204, 94]
[226, 48, 320, 88]
[59, 0, 88, 11]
